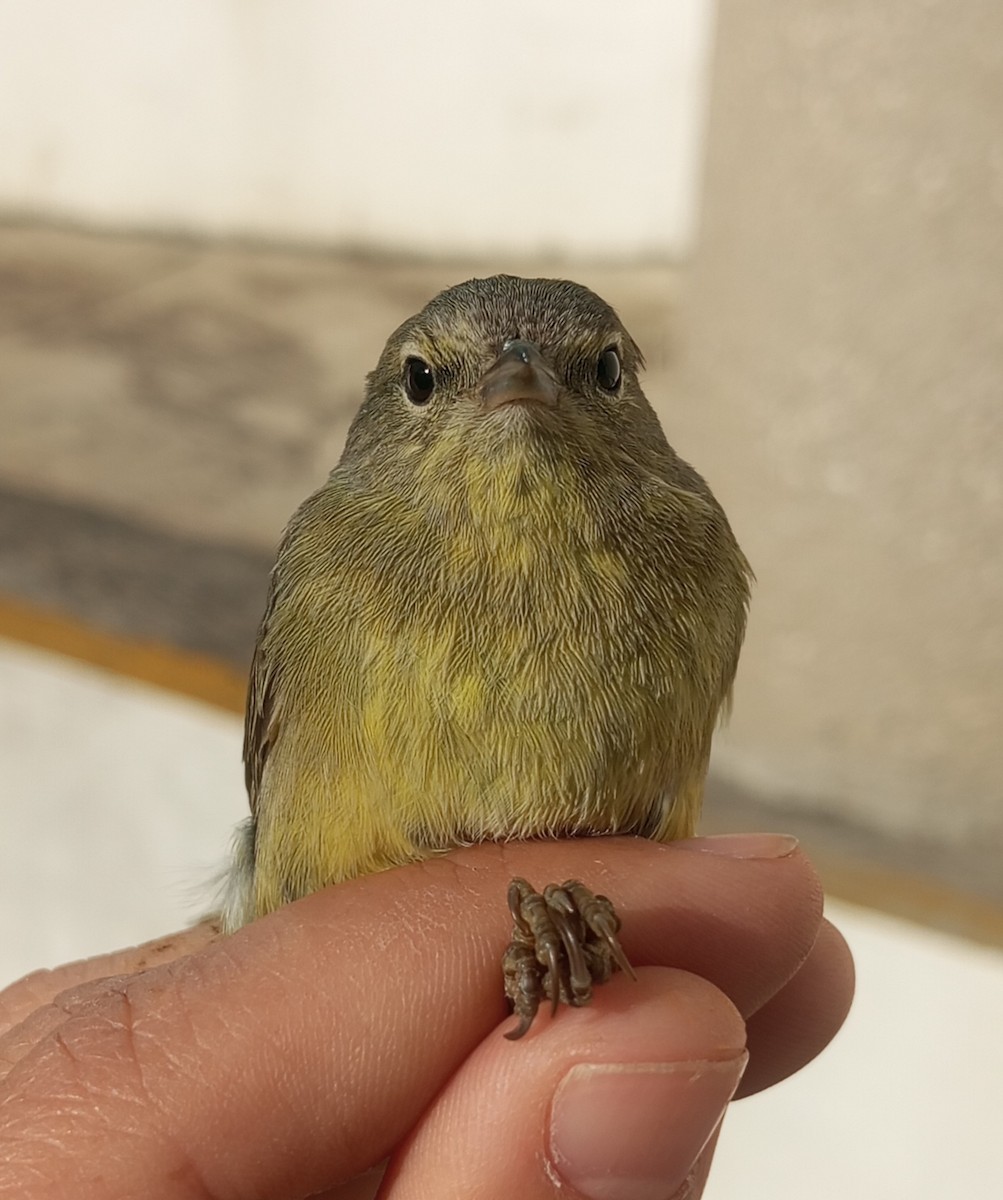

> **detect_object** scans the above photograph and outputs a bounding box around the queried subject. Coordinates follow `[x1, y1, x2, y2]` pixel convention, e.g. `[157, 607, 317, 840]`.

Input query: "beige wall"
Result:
[0, 0, 712, 258]
[676, 1, 1003, 848]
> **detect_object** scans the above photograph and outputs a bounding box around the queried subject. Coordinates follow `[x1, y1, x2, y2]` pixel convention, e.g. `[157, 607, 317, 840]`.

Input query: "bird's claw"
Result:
[502, 877, 634, 1040]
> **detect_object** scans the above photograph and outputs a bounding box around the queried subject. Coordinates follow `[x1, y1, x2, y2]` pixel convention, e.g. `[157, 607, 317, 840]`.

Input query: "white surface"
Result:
[0, 0, 714, 258]
[2, 636, 1002, 1196]
[707, 904, 1003, 1200]
[0, 639, 246, 975]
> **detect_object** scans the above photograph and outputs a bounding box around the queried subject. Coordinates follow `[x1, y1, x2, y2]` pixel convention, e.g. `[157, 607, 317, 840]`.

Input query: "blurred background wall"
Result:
[0, 0, 713, 257]
[680, 0, 1003, 890]
[3, 1, 1003, 1196]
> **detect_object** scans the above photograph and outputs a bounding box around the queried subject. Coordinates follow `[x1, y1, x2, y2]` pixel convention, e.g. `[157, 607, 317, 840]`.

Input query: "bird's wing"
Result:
[243, 567, 284, 818]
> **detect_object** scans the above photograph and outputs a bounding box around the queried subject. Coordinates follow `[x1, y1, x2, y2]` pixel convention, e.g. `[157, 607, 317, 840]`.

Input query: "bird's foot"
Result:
[502, 877, 635, 1040]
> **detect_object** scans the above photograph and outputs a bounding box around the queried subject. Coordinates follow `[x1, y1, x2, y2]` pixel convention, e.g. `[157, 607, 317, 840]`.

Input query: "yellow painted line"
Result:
[814, 856, 1003, 950]
[0, 592, 246, 715]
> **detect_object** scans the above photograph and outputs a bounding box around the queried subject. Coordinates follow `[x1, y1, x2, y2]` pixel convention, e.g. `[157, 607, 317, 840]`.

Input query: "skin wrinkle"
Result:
[145, 949, 345, 1194]
[5, 1014, 150, 1183]
[110, 968, 250, 1194]
[51, 1029, 82, 1075]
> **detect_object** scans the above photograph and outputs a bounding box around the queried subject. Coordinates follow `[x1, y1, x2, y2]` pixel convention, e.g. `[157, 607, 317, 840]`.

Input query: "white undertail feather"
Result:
[217, 817, 256, 933]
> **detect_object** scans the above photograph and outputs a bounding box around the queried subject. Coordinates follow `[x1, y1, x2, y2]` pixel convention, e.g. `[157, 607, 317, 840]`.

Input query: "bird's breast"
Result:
[290, 469, 712, 844]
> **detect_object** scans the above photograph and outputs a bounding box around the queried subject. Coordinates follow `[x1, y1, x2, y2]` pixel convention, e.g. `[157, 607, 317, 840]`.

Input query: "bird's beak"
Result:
[479, 340, 558, 412]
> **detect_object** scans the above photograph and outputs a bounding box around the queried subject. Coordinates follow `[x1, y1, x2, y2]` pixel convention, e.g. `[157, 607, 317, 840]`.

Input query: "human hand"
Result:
[0, 834, 853, 1199]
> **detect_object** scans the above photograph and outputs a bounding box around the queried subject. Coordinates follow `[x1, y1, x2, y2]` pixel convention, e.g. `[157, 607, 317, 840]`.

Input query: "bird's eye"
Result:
[404, 357, 435, 405]
[596, 346, 622, 392]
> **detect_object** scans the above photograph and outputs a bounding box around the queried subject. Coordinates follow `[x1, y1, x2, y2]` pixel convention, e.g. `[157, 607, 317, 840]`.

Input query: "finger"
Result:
[0, 921, 219, 1039]
[312, 1166, 389, 1200]
[381, 968, 747, 1200]
[0, 835, 820, 1198]
[599, 833, 823, 1019]
[737, 918, 855, 1097]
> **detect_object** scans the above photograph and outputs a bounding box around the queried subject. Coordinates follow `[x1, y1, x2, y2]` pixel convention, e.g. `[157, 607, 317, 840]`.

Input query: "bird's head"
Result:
[340, 276, 676, 496]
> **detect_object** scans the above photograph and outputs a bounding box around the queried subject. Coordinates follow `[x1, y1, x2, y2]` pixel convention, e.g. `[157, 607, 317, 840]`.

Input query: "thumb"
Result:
[380, 967, 748, 1200]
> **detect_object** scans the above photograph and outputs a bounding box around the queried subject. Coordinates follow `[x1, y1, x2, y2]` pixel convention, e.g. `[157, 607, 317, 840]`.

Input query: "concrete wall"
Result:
[680, 0, 1003, 850]
[0, 0, 713, 258]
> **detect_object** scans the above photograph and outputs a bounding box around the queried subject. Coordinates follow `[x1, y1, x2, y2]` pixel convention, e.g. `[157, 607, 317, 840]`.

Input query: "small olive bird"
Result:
[221, 275, 751, 1033]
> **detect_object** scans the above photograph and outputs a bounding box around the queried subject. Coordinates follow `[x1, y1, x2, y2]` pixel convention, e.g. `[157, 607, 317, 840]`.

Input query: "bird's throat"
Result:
[415, 424, 600, 548]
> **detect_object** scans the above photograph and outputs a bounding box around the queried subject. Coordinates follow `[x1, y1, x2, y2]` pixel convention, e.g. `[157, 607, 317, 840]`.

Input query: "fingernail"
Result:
[549, 1054, 748, 1200]
[673, 833, 799, 860]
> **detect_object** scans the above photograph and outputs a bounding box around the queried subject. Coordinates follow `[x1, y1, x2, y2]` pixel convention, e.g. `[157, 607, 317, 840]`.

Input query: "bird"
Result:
[221, 274, 751, 1034]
